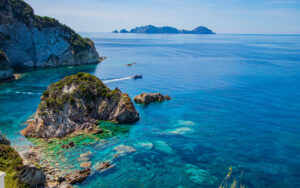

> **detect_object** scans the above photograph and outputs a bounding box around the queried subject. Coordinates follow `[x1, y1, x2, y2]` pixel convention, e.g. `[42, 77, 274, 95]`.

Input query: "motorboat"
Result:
[132, 74, 143, 79]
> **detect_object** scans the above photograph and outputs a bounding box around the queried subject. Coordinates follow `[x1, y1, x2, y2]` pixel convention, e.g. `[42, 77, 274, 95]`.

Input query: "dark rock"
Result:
[19, 165, 46, 188]
[61, 141, 75, 148]
[57, 176, 66, 183]
[112, 30, 119, 33]
[0, 132, 10, 145]
[21, 73, 139, 138]
[134, 93, 171, 104]
[0, 51, 14, 82]
[65, 168, 92, 184]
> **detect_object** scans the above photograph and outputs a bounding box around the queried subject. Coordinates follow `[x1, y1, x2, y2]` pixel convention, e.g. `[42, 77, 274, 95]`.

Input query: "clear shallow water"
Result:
[1, 33, 300, 187]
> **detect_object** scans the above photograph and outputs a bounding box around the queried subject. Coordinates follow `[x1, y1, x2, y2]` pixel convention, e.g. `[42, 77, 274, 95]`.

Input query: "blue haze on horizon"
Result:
[24, 0, 300, 34]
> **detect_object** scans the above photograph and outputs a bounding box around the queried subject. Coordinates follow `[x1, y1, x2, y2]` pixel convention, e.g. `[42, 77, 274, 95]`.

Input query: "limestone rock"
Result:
[21, 73, 139, 138]
[80, 161, 91, 168]
[0, 0, 100, 68]
[134, 93, 171, 104]
[65, 168, 91, 184]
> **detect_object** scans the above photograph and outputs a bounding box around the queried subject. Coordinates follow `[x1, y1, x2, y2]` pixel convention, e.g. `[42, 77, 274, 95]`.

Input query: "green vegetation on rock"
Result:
[39, 72, 120, 115]
[0, 143, 28, 188]
[0, 0, 93, 55]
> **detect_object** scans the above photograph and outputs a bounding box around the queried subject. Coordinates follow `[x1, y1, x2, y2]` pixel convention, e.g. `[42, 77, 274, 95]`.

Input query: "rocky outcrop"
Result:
[0, 50, 14, 82]
[0, 0, 100, 68]
[0, 133, 46, 188]
[134, 93, 171, 104]
[115, 25, 215, 34]
[19, 165, 46, 188]
[21, 72, 139, 138]
[65, 168, 91, 184]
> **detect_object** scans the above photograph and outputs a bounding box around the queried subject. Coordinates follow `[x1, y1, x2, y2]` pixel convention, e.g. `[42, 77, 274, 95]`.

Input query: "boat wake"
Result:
[0, 90, 42, 95]
[103, 76, 133, 84]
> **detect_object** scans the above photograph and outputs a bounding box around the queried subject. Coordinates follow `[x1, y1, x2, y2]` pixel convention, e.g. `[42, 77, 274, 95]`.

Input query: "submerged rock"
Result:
[0, 51, 14, 82]
[154, 141, 174, 154]
[113, 144, 136, 157]
[134, 93, 171, 104]
[185, 164, 217, 185]
[21, 73, 139, 138]
[166, 127, 194, 135]
[0, 0, 100, 68]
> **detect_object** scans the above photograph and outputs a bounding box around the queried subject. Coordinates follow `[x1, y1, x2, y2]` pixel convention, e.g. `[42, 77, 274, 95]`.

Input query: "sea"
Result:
[0, 33, 299, 187]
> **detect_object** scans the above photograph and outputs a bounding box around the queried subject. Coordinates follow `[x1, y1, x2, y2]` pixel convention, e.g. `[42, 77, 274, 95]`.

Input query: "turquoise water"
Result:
[1, 33, 300, 187]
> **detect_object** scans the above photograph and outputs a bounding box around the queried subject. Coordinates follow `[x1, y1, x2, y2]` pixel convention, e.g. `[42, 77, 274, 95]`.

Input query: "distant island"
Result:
[113, 25, 215, 34]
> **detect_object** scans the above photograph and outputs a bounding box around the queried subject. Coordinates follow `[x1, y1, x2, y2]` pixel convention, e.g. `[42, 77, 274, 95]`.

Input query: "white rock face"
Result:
[0, 0, 99, 68]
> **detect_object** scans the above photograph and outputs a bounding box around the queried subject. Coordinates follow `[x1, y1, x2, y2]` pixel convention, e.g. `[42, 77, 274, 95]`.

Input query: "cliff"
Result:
[114, 25, 215, 34]
[0, 50, 14, 81]
[0, 0, 100, 68]
[21, 73, 139, 138]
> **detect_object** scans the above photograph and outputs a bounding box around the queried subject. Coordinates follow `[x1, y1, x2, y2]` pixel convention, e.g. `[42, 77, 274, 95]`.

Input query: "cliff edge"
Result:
[0, 0, 100, 68]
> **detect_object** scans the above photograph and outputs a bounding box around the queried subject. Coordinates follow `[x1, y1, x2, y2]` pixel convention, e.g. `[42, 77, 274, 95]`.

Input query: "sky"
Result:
[24, 0, 300, 34]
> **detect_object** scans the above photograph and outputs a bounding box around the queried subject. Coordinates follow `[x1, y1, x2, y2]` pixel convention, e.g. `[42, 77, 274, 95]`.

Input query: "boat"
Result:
[132, 75, 143, 79]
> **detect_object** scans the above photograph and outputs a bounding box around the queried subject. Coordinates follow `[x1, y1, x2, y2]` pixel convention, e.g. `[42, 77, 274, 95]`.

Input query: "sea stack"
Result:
[0, 0, 100, 68]
[21, 73, 139, 138]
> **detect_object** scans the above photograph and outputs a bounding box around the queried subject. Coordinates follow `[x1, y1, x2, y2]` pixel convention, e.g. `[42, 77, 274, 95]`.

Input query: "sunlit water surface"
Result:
[0, 33, 300, 187]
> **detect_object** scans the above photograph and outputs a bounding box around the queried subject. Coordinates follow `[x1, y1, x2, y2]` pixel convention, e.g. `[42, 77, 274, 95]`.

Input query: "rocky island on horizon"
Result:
[113, 25, 215, 34]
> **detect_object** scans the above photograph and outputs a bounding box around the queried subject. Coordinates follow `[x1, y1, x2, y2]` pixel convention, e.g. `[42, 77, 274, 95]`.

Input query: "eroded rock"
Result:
[134, 93, 171, 104]
[21, 73, 139, 138]
[65, 168, 92, 184]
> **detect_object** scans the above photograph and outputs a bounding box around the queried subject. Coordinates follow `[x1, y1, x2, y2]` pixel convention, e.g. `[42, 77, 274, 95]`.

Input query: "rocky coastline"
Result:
[0, 0, 100, 71]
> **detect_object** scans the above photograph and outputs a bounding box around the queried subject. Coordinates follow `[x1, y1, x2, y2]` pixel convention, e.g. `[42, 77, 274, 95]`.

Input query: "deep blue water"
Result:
[0, 33, 300, 187]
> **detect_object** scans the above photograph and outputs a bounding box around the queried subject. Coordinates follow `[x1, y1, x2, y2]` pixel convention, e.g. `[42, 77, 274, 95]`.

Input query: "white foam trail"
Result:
[0, 91, 42, 95]
[103, 76, 132, 84]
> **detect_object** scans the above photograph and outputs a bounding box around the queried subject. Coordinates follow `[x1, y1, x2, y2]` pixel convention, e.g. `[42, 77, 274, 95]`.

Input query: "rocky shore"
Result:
[21, 72, 139, 138]
[0, 133, 46, 188]
[134, 93, 171, 104]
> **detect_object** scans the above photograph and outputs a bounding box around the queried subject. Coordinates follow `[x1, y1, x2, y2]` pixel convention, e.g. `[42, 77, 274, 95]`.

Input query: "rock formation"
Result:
[0, 0, 100, 68]
[115, 25, 215, 34]
[21, 72, 139, 138]
[134, 93, 171, 104]
[0, 50, 14, 82]
[0, 132, 46, 188]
